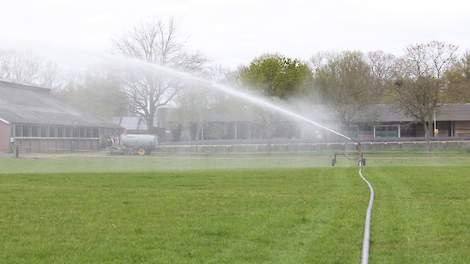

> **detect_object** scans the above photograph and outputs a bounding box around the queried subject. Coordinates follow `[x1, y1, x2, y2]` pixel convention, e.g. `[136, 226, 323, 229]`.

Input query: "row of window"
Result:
[14, 125, 100, 138]
[375, 125, 399, 138]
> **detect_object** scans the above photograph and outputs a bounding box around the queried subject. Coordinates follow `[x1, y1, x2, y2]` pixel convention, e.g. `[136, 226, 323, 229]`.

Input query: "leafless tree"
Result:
[393, 77, 440, 140]
[367, 50, 396, 99]
[114, 18, 206, 133]
[0, 49, 62, 88]
[401, 41, 458, 79]
[393, 41, 459, 140]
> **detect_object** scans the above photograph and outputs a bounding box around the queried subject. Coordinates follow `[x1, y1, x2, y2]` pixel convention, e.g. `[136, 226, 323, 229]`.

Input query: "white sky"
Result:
[1, 0, 469, 68]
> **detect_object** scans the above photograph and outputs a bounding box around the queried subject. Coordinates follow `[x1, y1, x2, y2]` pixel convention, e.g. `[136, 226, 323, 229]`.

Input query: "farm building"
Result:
[133, 103, 470, 143]
[133, 107, 297, 142]
[353, 104, 470, 140]
[0, 80, 121, 153]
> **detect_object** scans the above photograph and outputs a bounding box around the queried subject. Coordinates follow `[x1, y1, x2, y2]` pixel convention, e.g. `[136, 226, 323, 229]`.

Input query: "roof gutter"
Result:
[0, 117, 10, 125]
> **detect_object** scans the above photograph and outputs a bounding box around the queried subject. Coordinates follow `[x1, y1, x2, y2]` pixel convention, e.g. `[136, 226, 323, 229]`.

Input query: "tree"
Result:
[0, 49, 62, 88]
[238, 54, 313, 140]
[445, 52, 470, 102]
[59, 68, 128, 120]
[312, 51, 378, 130]
[393, 41, 458, 139]
[114, 18, 206, 133]
[173, 65, 241, 141]
[238, 54, 313, 99]
[367, 50, 396, 102]
[401, 41, 458, 79]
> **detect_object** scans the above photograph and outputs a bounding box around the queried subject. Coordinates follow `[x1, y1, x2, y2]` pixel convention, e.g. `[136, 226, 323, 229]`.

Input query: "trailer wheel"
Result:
[137, 148, 146, 156]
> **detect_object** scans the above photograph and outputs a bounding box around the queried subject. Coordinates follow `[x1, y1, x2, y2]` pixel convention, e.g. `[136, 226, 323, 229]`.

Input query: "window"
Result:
[79, 127, 86, 138]
[58, 127, 64, 137]
[23, 125, 31, 137]
[375, 125, 399, 138]
[73, 127, 79, 137]
[32, 126, 39, 137]
[92, 128, 99, 138]
[41, 126, 48, 137]
[49, 127, 58, 137]
[15, 125, 23, 137]
[65, 127, 72, 137]
[86, 128, 92, 138]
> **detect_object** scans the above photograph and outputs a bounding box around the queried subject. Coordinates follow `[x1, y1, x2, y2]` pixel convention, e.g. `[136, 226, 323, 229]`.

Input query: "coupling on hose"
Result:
[356, 142, 366, 167]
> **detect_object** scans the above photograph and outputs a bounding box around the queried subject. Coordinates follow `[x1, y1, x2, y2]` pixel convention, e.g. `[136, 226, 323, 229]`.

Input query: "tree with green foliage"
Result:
[238, 54, 313, 141]
[238, 54, 313, 99]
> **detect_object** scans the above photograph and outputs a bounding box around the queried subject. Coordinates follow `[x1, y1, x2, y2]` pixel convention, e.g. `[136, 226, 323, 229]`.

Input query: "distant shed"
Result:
[0, 80, 121, 153]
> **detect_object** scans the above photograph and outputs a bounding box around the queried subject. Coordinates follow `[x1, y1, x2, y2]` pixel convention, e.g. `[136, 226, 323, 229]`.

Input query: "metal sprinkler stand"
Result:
[357, 142, 366, 167]
[330, 140, 372, 264]
[331, 141, 365, 167]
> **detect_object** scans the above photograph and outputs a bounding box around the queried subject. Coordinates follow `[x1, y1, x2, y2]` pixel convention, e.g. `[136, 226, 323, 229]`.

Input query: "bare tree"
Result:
[367, 50, 396, 100]
[114, 18, 206, 133]
[0, 49, 62, 88]
[393, 77, 440, 140]
[393, 41, 459, 140]
[402, 41, 458, 79]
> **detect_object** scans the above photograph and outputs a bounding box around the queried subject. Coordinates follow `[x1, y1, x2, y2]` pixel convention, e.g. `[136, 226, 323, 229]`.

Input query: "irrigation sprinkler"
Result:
[329, 139, 372, 264]
[357, 142, 366, 166]
[348, 141, 373, 264]
[331, 140, 366, 167]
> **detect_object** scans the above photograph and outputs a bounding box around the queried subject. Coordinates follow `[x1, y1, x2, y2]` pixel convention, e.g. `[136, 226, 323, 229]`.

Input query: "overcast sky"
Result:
[1, 0, 469, 68]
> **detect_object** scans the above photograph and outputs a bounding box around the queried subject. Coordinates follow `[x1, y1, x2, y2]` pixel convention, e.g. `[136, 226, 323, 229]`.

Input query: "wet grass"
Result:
[366, 166, 470, 263]
[0, 153, 350, 174]
[1, 154, 470, 263]
[1, 168, 365, 263]
[1, 151, 470, 174]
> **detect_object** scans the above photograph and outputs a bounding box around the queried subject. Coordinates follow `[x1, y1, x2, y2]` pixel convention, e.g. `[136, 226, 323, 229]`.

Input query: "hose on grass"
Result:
[359, 165, 374, 264]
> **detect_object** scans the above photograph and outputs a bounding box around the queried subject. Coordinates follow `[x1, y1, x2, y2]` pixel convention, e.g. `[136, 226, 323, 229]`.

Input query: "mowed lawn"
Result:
[1, 168, 366, 264]
[1, 156, 470, 263]
[366, 166, 470, 263]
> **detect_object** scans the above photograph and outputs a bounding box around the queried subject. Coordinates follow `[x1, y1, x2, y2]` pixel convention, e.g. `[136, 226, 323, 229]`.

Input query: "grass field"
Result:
[1, 152, 470, 263]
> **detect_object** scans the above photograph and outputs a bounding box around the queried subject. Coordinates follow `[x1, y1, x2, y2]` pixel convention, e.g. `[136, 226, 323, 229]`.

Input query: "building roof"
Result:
[358, 104, 470, 122]
[356, 104, 414, 122]
[0, 80, 118, 128]
[437, 104, 470, 121]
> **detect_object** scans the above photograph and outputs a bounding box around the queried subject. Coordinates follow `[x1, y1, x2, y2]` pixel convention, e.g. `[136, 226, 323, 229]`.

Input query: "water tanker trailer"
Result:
[115, 134, 158, 155]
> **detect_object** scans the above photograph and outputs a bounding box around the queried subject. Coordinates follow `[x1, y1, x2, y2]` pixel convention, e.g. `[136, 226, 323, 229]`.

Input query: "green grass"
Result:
[1, 168, 365, 263]
[1, 151, 470, 174]
[1, 153, 470, 263]
[366, 166, 470, 263]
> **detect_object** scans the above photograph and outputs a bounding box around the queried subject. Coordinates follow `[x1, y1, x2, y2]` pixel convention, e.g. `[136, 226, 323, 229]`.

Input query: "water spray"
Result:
[27, 49, 374, 263]
[106, 56, 373, 264]
[140, 60, 373, 264]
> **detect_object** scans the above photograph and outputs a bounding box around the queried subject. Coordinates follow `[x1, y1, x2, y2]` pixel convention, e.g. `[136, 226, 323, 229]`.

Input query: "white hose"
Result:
[358, 166, 374, 264]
